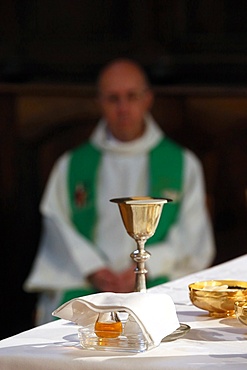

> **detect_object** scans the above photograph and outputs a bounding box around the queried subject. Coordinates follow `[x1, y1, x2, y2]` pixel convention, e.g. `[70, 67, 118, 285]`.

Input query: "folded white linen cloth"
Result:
[52, 291, 179, 348]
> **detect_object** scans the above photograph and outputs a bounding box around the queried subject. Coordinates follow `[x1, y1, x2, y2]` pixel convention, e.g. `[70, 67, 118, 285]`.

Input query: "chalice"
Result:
[110, 196, 171, 292]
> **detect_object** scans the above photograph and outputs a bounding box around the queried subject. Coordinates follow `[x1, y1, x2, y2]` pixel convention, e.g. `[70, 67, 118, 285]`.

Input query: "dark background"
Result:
[2, 0, 247, 85]
[0, 0, 247, 340]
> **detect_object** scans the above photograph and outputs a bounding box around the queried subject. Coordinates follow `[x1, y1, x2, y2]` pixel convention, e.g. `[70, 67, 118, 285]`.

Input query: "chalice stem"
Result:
[135, 261, 147, 293]
[132, 238, 150, 293]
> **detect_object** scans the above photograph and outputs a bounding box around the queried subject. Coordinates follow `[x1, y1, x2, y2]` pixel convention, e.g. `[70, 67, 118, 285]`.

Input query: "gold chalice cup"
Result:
[110, 196, 171, 293]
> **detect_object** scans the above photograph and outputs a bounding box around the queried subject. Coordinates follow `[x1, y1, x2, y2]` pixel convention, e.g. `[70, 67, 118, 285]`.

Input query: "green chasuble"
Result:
[61, 138, 183, 304]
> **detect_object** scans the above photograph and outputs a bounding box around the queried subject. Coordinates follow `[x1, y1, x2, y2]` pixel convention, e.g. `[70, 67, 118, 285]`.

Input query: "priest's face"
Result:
[97, 60, 153, 142]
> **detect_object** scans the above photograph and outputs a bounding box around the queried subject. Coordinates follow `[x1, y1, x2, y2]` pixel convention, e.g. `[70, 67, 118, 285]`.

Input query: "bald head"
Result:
[97, 58, 150, 94]
[97, 59, 153, 142]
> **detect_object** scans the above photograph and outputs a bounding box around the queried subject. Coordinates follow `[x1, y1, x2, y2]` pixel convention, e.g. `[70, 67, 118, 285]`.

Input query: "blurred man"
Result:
[25, 58, 215, 324]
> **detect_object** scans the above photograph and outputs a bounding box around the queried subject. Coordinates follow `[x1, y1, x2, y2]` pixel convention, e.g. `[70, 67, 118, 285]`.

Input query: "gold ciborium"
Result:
[110, 196, 171, 292]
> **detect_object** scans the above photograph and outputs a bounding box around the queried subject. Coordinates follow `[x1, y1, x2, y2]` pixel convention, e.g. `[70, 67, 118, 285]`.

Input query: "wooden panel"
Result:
[17, 96, 99, 129]
[0, 94, 17, 205]
[186, 97, 247, 134]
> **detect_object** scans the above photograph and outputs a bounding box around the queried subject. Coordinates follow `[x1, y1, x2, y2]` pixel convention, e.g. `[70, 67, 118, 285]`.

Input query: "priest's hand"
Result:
[87, 268, 123, 292]
[118, 265, 136, 293]
[87, 266, 136, 293]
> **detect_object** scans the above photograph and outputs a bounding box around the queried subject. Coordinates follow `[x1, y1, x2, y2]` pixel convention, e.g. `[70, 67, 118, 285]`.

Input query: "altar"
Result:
[0, 255, 246, 369]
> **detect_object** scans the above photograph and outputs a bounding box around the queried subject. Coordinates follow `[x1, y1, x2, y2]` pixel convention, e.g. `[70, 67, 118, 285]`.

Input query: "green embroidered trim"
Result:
[146, 276, 169, 288]
[61, 287, 98, 304]
[68, 142, 101, 241]
[147, 138, 183, 244]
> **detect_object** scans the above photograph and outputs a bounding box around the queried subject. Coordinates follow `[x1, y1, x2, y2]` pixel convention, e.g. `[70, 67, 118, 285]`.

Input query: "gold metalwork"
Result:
[234, 301, 247, 325]
[110, 196, 171, 292]
[189, 280, 247, 317]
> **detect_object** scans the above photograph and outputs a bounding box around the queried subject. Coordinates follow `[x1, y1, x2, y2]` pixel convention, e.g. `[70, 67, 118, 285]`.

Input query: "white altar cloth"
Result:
[0, 254, 247, 369]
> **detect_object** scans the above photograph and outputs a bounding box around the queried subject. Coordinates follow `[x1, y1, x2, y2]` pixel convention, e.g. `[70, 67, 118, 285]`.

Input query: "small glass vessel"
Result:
[94, 312, 122, 338]
[123, 314, 142, 335]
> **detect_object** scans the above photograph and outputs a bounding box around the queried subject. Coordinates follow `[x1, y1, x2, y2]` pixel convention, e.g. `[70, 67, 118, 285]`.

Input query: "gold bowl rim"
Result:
[110, 196, 172, 204]
[189, 279, 247, 291]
